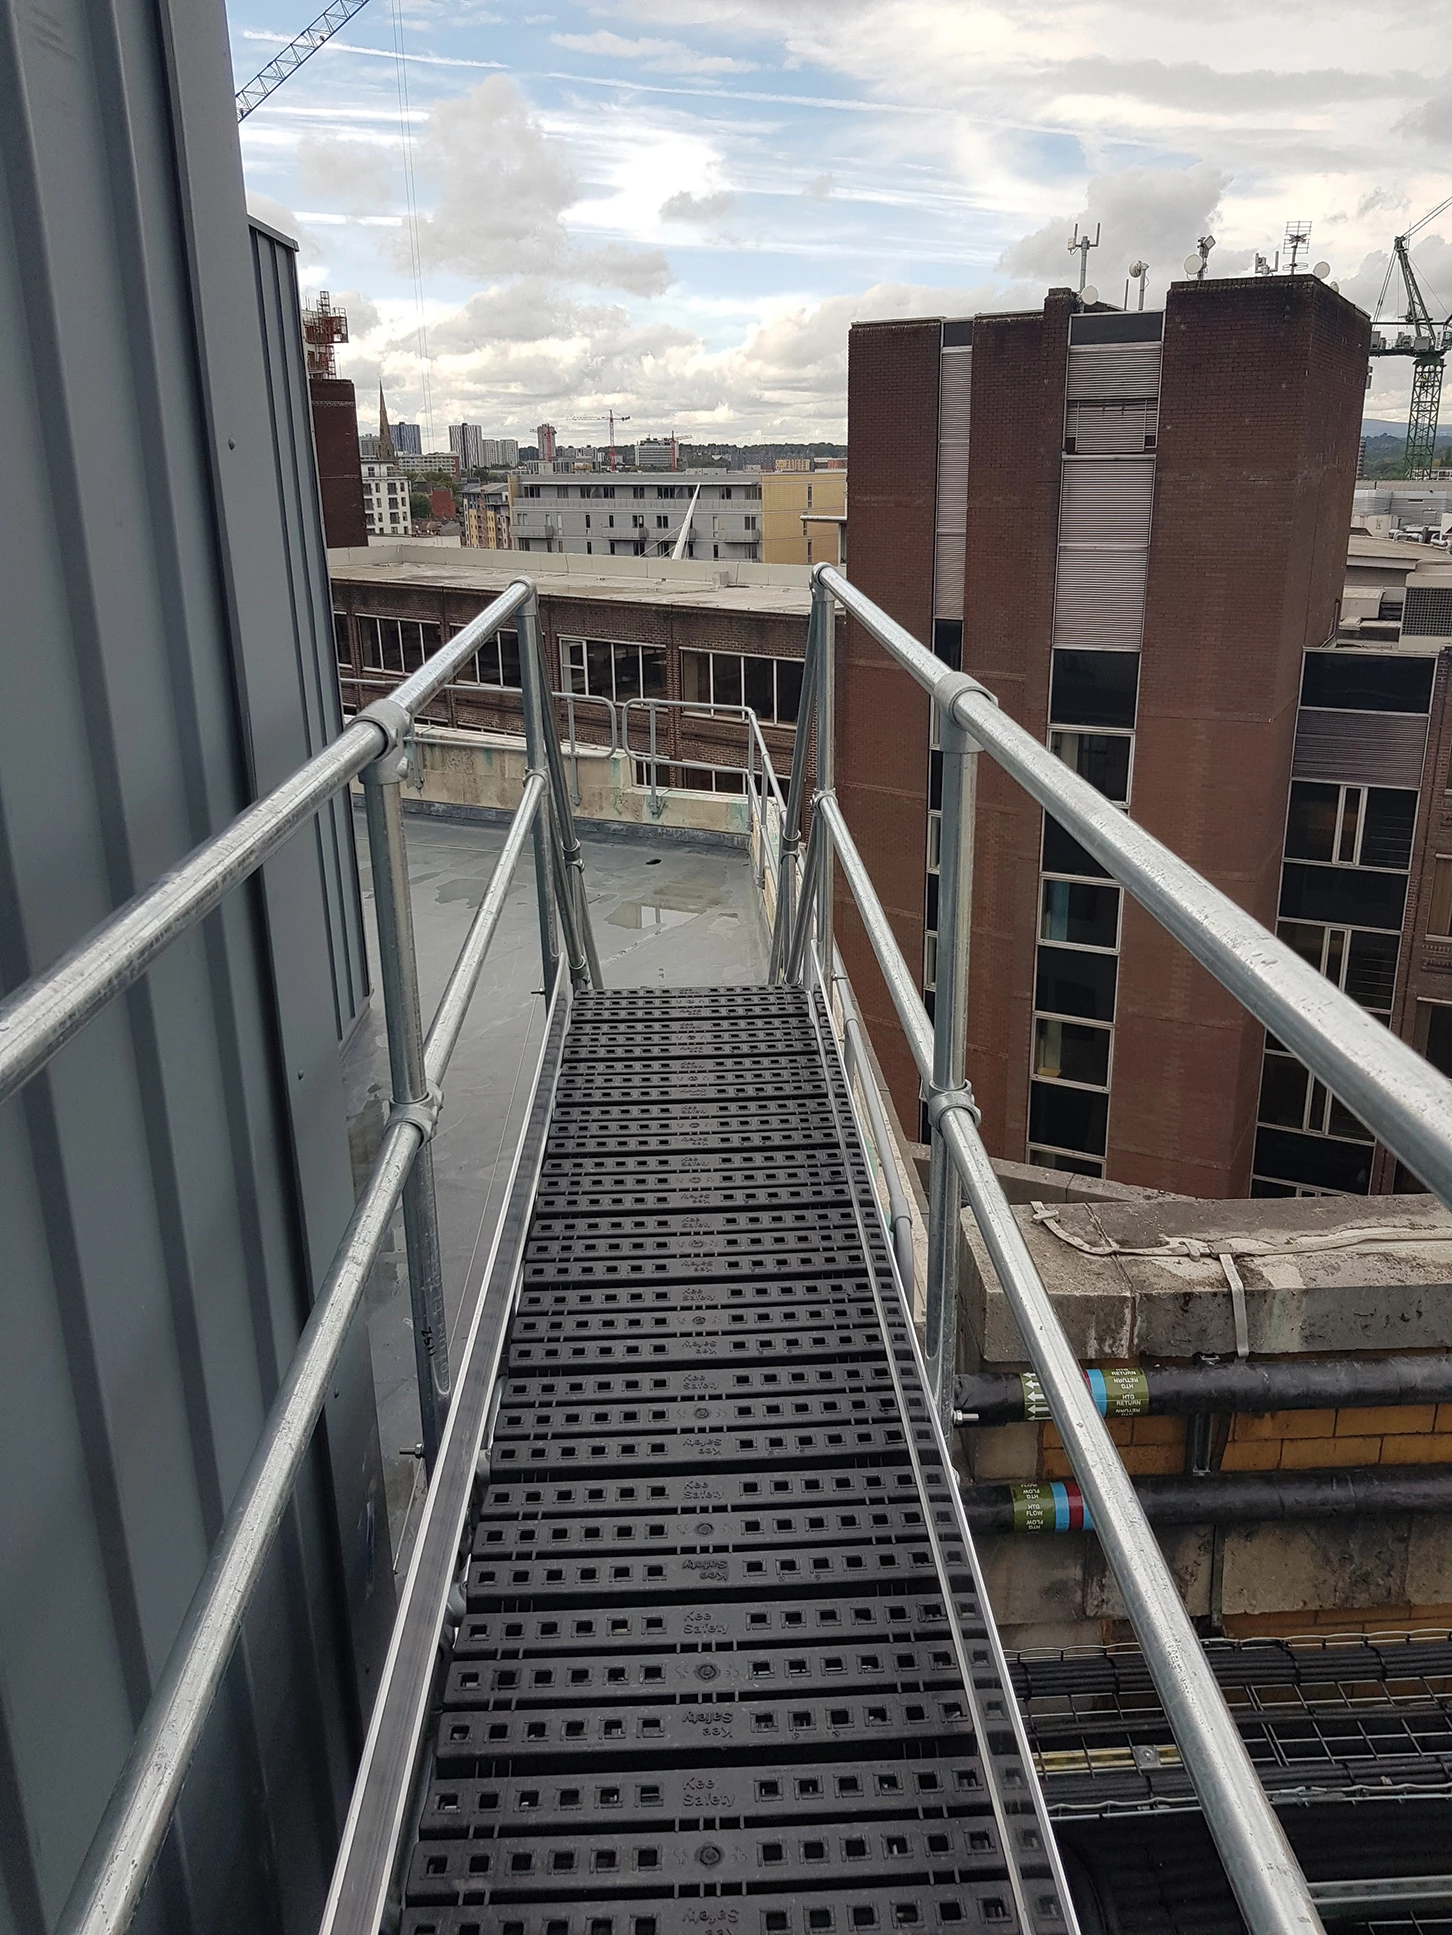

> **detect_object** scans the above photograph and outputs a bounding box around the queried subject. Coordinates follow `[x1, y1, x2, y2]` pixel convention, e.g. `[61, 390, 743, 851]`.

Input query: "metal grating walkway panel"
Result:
[399, 987, 1069, 1935]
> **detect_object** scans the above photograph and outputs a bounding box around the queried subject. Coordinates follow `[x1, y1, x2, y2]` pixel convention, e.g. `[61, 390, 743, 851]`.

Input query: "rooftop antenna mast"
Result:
[1284, 220, 1312, 273]
[1182, 235, 1217, 281]
[1127, 260, 1149, 311]
[1068, 222, 1101, 294]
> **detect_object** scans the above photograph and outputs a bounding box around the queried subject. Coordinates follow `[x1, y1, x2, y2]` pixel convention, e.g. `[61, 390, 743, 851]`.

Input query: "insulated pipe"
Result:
[955, 1355, 1452, 1426]
[962, 1465, 1452, 1533]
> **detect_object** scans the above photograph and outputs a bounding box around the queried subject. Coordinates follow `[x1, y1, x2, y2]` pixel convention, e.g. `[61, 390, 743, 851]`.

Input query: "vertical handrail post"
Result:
[522, 602, 601, 990]
[924, 708, 977, 1427]
[813, 574, 836, 991]
[768, 597, 821, 982]
[361, 749, 451, 1470]
[516, 600, 560, 987]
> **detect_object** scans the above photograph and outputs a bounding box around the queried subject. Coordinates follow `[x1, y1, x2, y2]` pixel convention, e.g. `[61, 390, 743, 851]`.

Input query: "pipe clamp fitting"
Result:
[357, 696, 414, 759]
[390, 1082, 442, 1144]
[926, 1083, 981, 1133]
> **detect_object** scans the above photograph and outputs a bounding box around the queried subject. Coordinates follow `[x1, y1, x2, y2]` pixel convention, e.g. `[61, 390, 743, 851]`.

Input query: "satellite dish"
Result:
[1081, 285, 1099, 307]
[1183, 253, 1202, 275]
[1330, 280, 1340, 293]
[1312, 260, 1331, 280]
[1128, 259, 1147, 278]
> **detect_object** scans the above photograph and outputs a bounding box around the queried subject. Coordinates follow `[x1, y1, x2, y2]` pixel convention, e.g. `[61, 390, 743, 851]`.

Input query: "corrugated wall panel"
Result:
[0, 2, 387, 1930]
[1051, 547, 1149, 648]
[933, 346, 971, 620]
[1057, 456, 1156, 546]
[1067, 400, 1156, 453]
[1292, 708, 1431, 788]
[1066, 341, 1163, 400]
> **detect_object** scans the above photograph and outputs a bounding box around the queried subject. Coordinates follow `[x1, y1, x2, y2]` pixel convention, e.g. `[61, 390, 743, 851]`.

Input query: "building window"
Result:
[562, 637, 667, 704]
[1050, 649, 1140, 729]
[745, 515, 758, 531]
[1284, 782, 1416, 871]
[358, 617, 440, 676]
[680, 650, 804, 727]
[1049, 729, 1132, 804]
[1276, 919, 1399, 1014]
[333, 612, 351, 669]
[656, 515, 669, 529]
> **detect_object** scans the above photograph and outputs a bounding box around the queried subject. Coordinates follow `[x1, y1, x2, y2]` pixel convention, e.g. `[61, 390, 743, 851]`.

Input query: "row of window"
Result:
[680, 651, 804, 727]
[522, 483, 761, 501]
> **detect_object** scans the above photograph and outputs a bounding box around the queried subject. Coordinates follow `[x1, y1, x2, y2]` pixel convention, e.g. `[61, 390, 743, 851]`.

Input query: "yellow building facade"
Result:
[760, 468, 846, 566]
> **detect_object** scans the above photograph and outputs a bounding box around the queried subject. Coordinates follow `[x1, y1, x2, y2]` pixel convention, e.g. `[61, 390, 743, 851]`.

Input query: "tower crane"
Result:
[235, 0, 375, 121]
[1369, 193, 1452, 478]
[570, 410, 632, 471]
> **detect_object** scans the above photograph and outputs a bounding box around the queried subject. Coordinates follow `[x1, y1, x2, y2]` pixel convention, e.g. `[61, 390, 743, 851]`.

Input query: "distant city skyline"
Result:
[229, 0, 1445, 441]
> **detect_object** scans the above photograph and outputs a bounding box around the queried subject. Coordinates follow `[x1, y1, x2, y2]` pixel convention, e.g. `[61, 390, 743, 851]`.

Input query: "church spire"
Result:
[378, 384, 396, 464]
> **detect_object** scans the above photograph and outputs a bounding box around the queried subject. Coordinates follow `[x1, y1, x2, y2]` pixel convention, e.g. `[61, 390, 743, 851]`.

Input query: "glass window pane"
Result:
[1337, 787, 1362, 864]
[1345, 930, 1399, 1009]
[333, 613, 351, 666]
[360, 617, 382, 670]
[1252, 1126, 1374, 1193]
[1423, 1003, 1452, 1079]
[614, 643, 643, 701]
[1050, 730, 1130, 802]
[419, 623, 440, 666]
[713, 654, 742, 707]
[499, 631, 521, 688]
[1258, 1053, 1308, 1128]
[586, 639, 612, 699]
[564, 640, 586, 694]
[641, 648, 667, 699]
[1029, 1079, 1108, 1156]
[681, 650, 711, 705]
[1035, 945, 1117, 1022]
[744, 657, 773, 718]
[1278, 862, 1406, 931]
[1049, 650, 1139, 729]
[776, 658, 804, 724]
[1040, 879, 1119, 949]
[1033, 1017, 1110, 1086]
[1284, 782, 1339, 862]
[1277, 920, 1325, 971]
[1361, 789, 1417, 870]
[1042, 816, 1110, 879]
[1028, 1145, 1103, 1177]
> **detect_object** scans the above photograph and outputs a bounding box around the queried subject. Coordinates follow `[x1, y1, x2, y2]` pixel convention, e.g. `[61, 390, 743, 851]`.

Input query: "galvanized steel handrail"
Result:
[343, 672, 622, 758]
[817, 562, 1452, 1210]
[794, 563, 1349, 1935]
[0, 579, 534, 1108]
[22, 578, 603, 1935]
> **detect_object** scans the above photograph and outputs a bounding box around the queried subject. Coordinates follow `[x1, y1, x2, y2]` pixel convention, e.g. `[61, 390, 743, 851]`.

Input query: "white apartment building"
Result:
[361, 462, 412, 538]
[510, 470, 762, 561]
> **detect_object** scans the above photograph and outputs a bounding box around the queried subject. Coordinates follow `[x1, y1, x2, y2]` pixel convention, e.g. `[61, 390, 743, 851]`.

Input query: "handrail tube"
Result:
[818, 793, 1323, 1935]
[0, 579, 537, 1109]
[346, 677, 621, 759]
[532, 641, 604, 988]
[424, 774, 546, 1087]
[0, 721, 381, 1107]
[785, 800, 826, 988]
[384, 577, 534, 721]
[818, 562, 1452, 1211]
[768, 605, 821, 981]
[54, 1116, 423, 1935]
[832, 948, 917, 1297]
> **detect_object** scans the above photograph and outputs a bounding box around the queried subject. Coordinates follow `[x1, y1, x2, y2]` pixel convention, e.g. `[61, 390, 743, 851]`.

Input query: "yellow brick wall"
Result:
[1036, 1399, 1452, 1480]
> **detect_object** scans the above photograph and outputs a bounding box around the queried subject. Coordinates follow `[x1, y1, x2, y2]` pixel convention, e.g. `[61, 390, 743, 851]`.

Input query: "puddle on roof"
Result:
[435, 877, 486, 907]
[606, 882, 723, 930]
[608, 899, 696, 931]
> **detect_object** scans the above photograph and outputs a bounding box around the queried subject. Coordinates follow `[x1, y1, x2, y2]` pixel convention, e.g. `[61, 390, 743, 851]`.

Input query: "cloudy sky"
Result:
[227, 0, 1452, 444]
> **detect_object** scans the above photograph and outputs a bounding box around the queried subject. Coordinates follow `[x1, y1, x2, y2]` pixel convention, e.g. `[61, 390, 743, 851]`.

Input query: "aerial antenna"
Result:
[1068, 222, 1101, 294]
[1284, 221, 1312, 273]
[1127, 260, 1149, 311]
[1183, 236, 1216, 281]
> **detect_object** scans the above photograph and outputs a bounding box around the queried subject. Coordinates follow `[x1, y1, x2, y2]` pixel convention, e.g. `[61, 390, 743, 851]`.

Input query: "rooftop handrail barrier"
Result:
[780, 561, 1405, 1935]
[343, 671, 622, 759]
[0, 578, 606, 1935]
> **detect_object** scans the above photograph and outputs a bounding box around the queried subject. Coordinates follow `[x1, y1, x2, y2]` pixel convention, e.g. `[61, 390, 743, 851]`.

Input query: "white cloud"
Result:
[551, 30, 757, 74]
[659, 189, 736, 222]
[395, 75, 671, 292]
[295, 134, 395, 215]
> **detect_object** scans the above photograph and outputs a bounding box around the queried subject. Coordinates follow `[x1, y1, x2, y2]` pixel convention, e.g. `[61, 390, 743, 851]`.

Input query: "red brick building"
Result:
[841, 276, 1370, 1197]
[308, 375, 368, 549]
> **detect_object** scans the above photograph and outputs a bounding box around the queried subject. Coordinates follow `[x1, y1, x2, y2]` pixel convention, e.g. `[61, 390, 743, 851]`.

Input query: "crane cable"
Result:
[390, 0, 435, 451]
